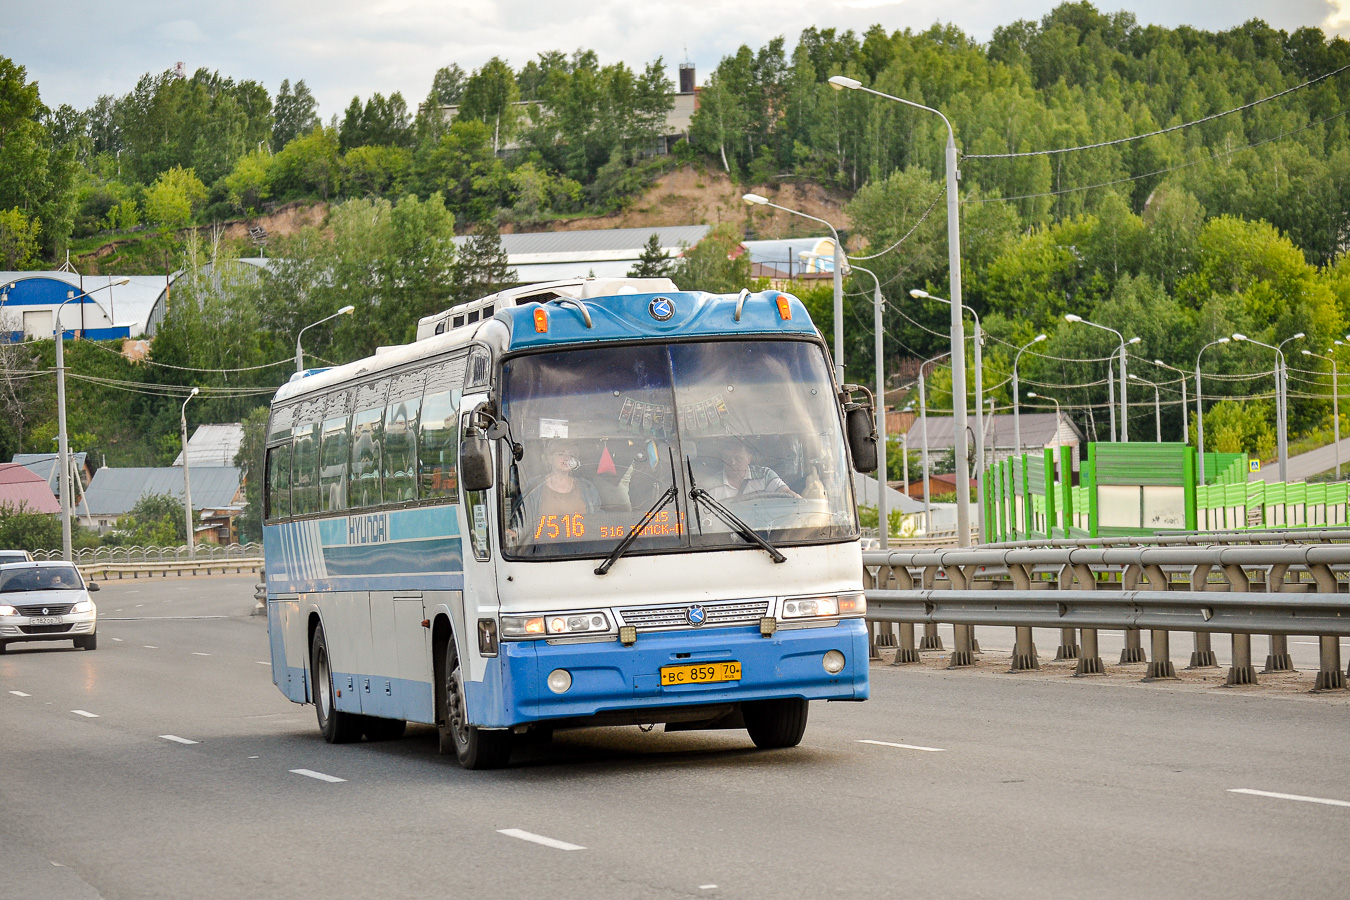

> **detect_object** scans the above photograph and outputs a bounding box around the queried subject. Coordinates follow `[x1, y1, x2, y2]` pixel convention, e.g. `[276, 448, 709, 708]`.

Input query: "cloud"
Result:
[5, 0, 1345, 116]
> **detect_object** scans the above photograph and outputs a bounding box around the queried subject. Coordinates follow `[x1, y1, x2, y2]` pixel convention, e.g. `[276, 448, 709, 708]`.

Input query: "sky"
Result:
[3, 0, 1347, 116]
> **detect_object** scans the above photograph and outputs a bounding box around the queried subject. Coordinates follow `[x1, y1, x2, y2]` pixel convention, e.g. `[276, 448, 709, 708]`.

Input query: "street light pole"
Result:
[830, 75, 971, 547]
[1275, 332, 1305, 482]
[1195, 337, 1232, 485]
[911, 288, 983, 541]
[743, 193, 846, 384]
[1234, 333, 1295, 481]
[848, 263, 889, 549]
[918, 352, 950, 535]
[1130, 374, 1162, 442]
[296, 305, 356, 374]
[1026, 391, 1060, 418]
[1013, 334, 1048, 457]
[1152, 359, 1189, 444]
[54, 278, 129, 561]
[1304, 348, 1339, 479]
[181, 387, 200, 560]
[1064, 314, 1126, 441]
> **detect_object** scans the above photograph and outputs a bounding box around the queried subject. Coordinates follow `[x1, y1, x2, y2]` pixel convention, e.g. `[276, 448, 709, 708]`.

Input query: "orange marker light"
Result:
[775, 295, 792, 320]
[533, 308, 549, 333]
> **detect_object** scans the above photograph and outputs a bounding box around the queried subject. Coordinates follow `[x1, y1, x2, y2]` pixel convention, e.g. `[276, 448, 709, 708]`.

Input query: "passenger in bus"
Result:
[708, 440, 800, 501]
[509, 440, 602, 541]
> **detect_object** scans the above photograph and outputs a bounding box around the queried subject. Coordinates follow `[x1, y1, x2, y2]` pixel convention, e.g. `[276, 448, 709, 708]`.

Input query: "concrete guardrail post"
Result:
[1314, 635, 1346, 691]
[1054, 628, 1080, 661]
[1222, 563, 1258, 686]
[1064, 562, 1104, 675]
[1186, 563, 1219, 668]
[1262, 563, 1294, 672]
[1140, 563, 1177, 680]
[1005, 563, 1039, 671]
[945, 565, 975, 668]
[918, 564, 944, 651]
[1119, 564, 1148, 664]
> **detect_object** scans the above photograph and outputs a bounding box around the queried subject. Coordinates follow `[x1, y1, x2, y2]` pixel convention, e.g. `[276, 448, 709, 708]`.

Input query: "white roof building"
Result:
[172, 424, 245, 467]
[0, 272, 174, 340]
[458, 225, 710, 283]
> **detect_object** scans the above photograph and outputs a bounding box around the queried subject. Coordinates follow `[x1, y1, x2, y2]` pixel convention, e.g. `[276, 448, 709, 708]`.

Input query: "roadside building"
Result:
[76, 466, 243, 542]
[461, 225, 709, 283]
[0, 273, 174, 340]
[0, 463, 61, 515]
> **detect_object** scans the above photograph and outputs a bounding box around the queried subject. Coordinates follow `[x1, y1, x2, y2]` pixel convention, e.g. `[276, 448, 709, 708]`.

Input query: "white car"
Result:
[0, 561, 99, 652]
[0, 549, 34, 565]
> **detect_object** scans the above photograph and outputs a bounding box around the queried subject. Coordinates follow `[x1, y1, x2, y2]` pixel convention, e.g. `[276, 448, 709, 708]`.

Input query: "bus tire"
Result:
[743, 698, 809, 749]
[362, 717, 407, 741]
[311, 622, 362, 744]
[438, 636, 513, 769]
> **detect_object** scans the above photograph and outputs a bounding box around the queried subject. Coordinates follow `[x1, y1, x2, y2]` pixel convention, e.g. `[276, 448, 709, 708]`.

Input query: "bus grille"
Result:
[15, 604, 75, 617]
[618, 599, 771, 631]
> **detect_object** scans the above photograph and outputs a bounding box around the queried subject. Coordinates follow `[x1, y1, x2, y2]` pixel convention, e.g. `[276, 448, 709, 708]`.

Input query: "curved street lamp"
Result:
[845, 261, 889, 549]
[1150, 358, 1189, 444]
[296, 305, 356, 374]
[55, 277, 130, 561]
[181, 387, 200, 560]
[1013, 334, 1048, 455]
[1064, 314, 1130, 441]
[742, 193, 844, 384]
[1195, 337, 1232, 484]
[1026, 391, 1061, 418]
[1304, 347, 1340, 478]
[918, 351, 951, 535]
[829, 74, 972, 547]
[1129, 373, 1163, 442]
[1232, 333, 1294, 481]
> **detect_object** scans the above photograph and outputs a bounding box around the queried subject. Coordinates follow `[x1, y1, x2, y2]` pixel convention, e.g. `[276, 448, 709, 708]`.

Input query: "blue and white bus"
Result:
[263, 277, 875, 768]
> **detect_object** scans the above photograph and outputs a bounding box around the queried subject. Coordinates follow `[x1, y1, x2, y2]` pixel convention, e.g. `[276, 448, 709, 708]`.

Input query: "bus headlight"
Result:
[501, 611, 611, 639]
[782, 596, 838, 618]
[547, 669, 572, 693]
[823, 650, 846, 673]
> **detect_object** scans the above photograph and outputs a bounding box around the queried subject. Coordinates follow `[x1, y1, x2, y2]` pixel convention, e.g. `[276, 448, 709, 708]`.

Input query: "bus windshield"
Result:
[499, 339, 856, 560]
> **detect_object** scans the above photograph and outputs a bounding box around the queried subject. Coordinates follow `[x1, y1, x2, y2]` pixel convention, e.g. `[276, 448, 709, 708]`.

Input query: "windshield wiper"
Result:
[594, 465, 679, 576]
[685, 457, 786, 564]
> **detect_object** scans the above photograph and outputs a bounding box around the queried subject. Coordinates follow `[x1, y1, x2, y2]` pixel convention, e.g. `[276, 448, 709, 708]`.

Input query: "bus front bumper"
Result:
[467, 617, 869, 728]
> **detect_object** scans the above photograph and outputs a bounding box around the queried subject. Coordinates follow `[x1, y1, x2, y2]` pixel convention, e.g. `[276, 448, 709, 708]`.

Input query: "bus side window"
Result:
[383, 396, 420, 503]
[266, 443, 291, 521]
[350, 380, 388, 509]
[418, 389, 461, 500]
[292, 419, 320, 516]
[320, 412, 351, 513]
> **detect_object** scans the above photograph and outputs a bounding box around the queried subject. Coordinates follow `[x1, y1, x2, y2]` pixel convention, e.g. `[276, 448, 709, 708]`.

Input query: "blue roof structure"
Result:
[499, 290, 818, 352]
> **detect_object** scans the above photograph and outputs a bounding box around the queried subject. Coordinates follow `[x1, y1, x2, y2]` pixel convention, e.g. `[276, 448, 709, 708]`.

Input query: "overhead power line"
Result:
[964, 62, 1350, 160]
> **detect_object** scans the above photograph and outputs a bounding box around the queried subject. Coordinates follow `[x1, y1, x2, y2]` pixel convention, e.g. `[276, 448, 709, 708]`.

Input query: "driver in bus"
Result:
[708, 440, 800, 501]
[509, 439, 602, 542]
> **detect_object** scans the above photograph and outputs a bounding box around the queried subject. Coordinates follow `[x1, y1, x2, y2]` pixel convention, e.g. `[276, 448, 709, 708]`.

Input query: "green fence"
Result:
[987, 442, 1350, 541]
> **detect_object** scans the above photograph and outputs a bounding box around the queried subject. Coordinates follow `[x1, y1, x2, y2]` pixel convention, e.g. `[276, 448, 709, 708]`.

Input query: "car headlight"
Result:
[781, 592, 866, 619]
[0, 605, 16, 617]
[501, 611, 611, 639]
[71, 600, 94, 614]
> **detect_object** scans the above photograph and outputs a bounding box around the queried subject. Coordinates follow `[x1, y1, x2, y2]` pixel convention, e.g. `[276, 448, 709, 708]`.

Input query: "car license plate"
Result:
[29, 616, 61, 626]
[659, 661, 741, 686]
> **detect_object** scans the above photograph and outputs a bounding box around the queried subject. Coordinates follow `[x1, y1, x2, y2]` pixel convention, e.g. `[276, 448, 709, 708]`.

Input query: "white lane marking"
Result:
[700, 886, 718, 890]
[111, 637, 123, 642]
[125, 591, 139, 593]
[497, 829, 585, 851]
[135, 604, 144, 607]
[160, 735, 199, 745]
[1229, 788, 1350, 808]
[106, 616, 228, 621]
[857, 739, 946, 752]
[143, 645, 158, 649]
[256, 661, 270, 665]
[71, 710, 99, 718]
[248, 756, 259, 759]
[192, 652, 211, 656]
[291, 768, 346, 783]
[9, 690, 31, 697]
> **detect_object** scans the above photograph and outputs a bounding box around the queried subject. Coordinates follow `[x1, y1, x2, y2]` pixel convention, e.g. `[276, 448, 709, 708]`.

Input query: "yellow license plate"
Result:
[659, 661, 741, 686]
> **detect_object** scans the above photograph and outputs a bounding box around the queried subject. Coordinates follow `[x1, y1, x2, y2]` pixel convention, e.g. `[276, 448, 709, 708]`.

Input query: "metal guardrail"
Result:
[33, 543, 263, 564]
[863, 545, 1350, 692]
[80, 558, 263, 580]
[984, 528, 1350, 549]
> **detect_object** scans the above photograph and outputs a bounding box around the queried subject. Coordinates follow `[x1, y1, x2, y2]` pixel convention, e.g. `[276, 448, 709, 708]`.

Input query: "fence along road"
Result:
[863, 543, 1350, 691]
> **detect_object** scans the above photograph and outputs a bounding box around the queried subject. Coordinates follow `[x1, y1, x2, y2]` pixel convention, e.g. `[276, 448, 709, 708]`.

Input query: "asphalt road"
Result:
[2, 575, 1348, 900]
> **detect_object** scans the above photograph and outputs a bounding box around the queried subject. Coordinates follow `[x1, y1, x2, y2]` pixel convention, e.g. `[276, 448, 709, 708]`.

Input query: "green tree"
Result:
[628, 232, 675, 278]
[674, 224, 752, 293]
[235, 406, 269, 544]
[143, 165, 207, 227]
[221, 148, 272, 212]
[458, 58, 520, 153]
[0, 208, 41, 268]
[272, 78, 319, 151]
[343, 145, 412, 196]
[0, 503, 61, 553]
[453, 222, 514, 304]
[268, 126, 342, 200]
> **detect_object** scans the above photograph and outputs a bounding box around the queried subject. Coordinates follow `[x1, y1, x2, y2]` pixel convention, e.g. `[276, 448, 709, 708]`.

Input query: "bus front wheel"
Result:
[743, 698, 809, 749]
[312, 622, 362, 744]
[437, 636, 513, 769]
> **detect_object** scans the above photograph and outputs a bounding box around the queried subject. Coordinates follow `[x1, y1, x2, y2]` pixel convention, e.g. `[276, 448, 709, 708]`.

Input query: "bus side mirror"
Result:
[840, 384, 878, 474]
[846, 405, 878, 473]
[460, 433, 494, 491]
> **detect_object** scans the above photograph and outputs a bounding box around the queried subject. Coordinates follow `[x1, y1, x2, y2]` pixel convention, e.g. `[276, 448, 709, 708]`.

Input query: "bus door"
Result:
[456, 401, 501, 710]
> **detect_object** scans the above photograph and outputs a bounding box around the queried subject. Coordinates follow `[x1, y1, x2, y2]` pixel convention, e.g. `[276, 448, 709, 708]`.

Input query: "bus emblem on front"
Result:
[686, 605, 706, 626]
[649, 297, 674, 321]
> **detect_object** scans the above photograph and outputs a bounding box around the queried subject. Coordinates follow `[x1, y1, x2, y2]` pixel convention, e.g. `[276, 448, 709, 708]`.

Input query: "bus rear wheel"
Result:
[312, 622, 362, 744]
[743, 698, 809, 749]
[437, 636, 512, 769]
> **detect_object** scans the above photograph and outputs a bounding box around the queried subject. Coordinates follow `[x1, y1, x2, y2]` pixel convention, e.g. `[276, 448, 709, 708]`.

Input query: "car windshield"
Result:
[498, 340, 856, 560]
[0, 565, 84, 593]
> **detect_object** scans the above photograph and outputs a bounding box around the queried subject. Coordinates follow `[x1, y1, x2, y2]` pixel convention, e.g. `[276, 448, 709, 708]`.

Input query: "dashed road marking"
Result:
[1229, 788, 1350, 809]
[9, 690, 30, 697]
[71, 710, 99, 718]
[498, 829, 585, 851]
[192, 652, 210, 656]
[256, 661, 270, 665]
[291, 768, 345, 783]
[700, 886, 718, 891]
[143, 645, 158, 649]
[160, 735, 199, 745]
[111, 637, 123, 642]
[857, 739, 946, 752]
